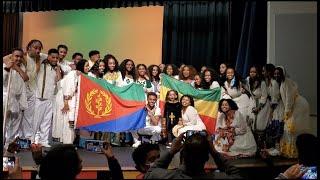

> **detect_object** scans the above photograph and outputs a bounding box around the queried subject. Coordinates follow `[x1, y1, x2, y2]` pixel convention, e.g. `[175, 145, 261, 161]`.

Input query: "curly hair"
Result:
[103, 54, 119, 73]
[163, 64, 179, 76]
[148, 64, 161, 82]
[119, 59, 136, 81]
[218, 99, 239, 112]
[201, 68, 219, 89]
[136, 64, 148, 79]
[179, 65, 197, 80]
[89, 59, 105, 78]
[180, 95, 195, 107]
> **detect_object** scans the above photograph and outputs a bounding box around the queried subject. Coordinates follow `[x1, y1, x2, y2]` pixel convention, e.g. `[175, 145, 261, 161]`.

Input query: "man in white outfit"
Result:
[3, 40, 48, 144]
[132, 92, 162, 148]
[3, 48, 29, 150]
[33, 48, 62, 147]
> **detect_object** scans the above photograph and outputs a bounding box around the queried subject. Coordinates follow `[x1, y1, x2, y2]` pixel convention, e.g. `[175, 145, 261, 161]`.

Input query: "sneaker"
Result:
[132, 141, 141, 148]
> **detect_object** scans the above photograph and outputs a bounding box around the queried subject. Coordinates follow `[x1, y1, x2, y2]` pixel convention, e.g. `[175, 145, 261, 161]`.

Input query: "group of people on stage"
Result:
[3, 39, 315, 159]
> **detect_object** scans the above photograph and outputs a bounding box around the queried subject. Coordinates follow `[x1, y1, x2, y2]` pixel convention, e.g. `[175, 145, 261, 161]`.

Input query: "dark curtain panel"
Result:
[3, 13, 23, 56]
[233, 1, 267, 78]
[3, 0, 164, 13]
[162, 1, 231, 71]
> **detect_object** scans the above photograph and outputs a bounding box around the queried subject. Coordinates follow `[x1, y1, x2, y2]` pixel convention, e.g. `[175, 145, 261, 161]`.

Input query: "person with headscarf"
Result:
[274, 66, 313, 158]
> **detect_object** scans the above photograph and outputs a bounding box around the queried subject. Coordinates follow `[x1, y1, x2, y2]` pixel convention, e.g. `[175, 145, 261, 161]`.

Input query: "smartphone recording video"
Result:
[3, 156, 15, 171]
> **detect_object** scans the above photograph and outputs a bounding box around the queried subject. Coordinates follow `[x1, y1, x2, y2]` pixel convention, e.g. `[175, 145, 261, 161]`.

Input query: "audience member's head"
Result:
[132, 143, 160, 173]
[39, 144, 82, 180]
[180, 133, 210, 176]
[296, 133, 318, 167]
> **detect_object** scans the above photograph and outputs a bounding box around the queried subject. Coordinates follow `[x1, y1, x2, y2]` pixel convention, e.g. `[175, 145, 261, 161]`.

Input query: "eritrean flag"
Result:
[159, 74, 221, 135]
[76, 74, 147, 132]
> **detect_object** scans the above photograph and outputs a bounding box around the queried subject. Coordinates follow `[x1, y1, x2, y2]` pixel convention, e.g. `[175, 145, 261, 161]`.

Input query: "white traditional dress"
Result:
[279, 77, 312, 158]
[52, 60, 72, 142]
[172, 106, 206, 137]
[265, 79, 285, 151]
[214, 111, 257, 157]
[246, 77, 272, 131]
[58, 59, 72, 76]
[103, 71, 123, 86]
[223, 81, 251, 119]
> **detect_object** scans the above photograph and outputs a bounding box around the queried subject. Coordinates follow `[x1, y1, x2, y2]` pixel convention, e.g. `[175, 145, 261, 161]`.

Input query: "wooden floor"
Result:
[16, 145, 298, 179]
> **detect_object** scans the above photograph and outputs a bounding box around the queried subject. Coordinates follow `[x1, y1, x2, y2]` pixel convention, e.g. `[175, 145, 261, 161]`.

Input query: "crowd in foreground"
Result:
[4, 133, 317, 179]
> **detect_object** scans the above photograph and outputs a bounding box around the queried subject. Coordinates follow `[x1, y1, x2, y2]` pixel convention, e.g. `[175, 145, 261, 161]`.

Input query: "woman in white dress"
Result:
[119, 59, 136, 144]
[275, 66, 313, 158]
[103, 54, 123, 86]
[163, 64, 179, 80]
[246, 66, 272, 131]
[148, 65, 161, 95]
[52, 59, 90, 144]
[202, 68, 220, 90]
[136, 64, 154, 93]
[87, 59, 105, 79]
[222, 67, 251, 120]
[102, 54, 123, 146]
[214, 99, 257, 157]
[262, 64, 285, 156]
[191, 74, 203, 89]
[119, 59, 136, 86]
[172, 95, 206, 137]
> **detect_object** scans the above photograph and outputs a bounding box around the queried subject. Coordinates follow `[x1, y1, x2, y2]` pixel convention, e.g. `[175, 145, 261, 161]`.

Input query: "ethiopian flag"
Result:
[159, 74, 221, 134]
[76, 74, 147, 132]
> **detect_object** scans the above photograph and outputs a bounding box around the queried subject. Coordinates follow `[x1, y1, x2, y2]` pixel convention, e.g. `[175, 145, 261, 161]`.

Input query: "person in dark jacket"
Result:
[144, 131, 242, 179]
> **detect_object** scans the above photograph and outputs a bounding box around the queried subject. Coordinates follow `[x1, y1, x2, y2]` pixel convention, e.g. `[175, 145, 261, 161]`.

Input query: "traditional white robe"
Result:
[103, 71, 123, 86]
[3, 63, 28, 148]
[223, 81, 251, 118]
[33, 61, 57, 145]
[58, 59, 72, 76]
[173, 106, 206, 137]
[246, 77, 272, 131]
[279, 78, 312, 158]
[215, 111, 257, 156]
[22, 53, 48, 141]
